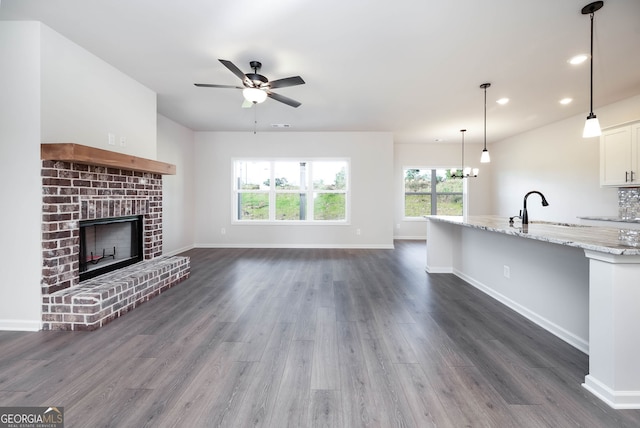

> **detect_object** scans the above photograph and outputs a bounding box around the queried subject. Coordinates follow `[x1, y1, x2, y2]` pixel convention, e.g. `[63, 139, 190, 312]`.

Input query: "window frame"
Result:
[402, 166, 466, 220]
[232, 158, 351, 225]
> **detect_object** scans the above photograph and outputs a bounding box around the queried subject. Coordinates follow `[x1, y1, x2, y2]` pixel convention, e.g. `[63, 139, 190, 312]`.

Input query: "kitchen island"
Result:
[426, 215, 640, 409]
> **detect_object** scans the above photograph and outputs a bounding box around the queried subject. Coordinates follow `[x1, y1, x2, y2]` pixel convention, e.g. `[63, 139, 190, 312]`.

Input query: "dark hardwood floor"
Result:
[2, 241, 640, 427]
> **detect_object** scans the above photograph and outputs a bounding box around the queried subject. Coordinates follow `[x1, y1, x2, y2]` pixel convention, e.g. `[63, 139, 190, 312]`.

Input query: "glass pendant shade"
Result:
[480, 149, 491, 163]
[243, 87, 267, 104]
[583, 113, 601, 137]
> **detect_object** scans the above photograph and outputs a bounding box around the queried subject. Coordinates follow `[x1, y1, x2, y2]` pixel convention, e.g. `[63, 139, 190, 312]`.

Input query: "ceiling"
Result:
[2, 0, 640, 145]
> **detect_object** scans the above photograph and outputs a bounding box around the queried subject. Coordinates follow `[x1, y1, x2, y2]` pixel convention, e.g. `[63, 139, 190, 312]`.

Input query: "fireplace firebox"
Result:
[79, 215, 143, 281]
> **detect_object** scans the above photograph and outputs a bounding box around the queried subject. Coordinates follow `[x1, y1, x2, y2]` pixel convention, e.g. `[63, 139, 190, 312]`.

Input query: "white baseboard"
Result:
[163, 244, 195, 256]
[425, 266, 454, 274]
[393, 235, 427, 240]
[194, 243, 395, 249]
[0, 319, 41, 331]
[583, 375, 640, 409]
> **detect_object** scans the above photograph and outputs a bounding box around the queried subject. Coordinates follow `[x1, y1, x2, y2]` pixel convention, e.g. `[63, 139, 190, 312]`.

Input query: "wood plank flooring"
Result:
[2, 241, 640, 427]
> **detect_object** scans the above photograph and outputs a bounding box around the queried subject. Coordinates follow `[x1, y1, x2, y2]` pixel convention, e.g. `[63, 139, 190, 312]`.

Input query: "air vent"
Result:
[271, 124, 291, 128]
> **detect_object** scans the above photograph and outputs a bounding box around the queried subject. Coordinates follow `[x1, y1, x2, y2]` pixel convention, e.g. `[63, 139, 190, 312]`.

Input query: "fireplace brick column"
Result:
[41, 160, 163, 295]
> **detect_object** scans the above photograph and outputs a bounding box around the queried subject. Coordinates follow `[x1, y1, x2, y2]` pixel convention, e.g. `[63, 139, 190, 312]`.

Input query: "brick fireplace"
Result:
[40, 144, 189, 330]
[41, 161, 162, 294]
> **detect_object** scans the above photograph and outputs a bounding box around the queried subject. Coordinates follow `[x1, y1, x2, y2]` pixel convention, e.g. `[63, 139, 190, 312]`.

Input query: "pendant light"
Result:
[480, 83, 491, 163]
[581, 1, 604, 138]
[450, 129, 478, 178]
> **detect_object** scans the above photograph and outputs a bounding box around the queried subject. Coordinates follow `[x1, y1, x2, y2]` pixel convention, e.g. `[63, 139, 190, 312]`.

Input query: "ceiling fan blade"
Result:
[241, 99, 254, 108]
[218, 59, 249, 82]
[267, 76, 305, 89]
[267, 91, 301, 108]
[194, 83, 243, 89]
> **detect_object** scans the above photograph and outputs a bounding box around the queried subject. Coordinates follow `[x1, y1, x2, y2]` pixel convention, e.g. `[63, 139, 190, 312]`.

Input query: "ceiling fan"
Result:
[194, 59, 305, 108]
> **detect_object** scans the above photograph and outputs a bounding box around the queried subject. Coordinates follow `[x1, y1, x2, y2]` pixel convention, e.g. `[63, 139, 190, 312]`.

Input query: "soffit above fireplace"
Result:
[41, 143, 176, 175]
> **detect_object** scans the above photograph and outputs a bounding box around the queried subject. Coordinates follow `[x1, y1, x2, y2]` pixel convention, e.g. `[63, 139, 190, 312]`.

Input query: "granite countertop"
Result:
[426, 215, 640, 256]
[578, 215, 640, 224]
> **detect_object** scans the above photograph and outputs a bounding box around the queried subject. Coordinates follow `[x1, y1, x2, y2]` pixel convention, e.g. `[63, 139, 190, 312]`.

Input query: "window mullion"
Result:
[300, 162, 307, 221]
[306, 162, 312, 220]
[269, 162, 276, 221]
[430, 169, 437, 215]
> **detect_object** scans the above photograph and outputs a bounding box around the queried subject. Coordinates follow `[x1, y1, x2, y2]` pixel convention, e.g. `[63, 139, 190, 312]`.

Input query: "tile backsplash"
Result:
[619, 187, 640, 219]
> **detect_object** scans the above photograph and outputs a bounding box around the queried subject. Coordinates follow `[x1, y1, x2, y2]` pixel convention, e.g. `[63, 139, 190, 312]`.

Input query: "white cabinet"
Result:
[600, 122, 640, 187]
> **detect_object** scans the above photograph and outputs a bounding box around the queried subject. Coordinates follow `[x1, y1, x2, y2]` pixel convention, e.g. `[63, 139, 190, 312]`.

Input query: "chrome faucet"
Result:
[522, 190, 549, 225]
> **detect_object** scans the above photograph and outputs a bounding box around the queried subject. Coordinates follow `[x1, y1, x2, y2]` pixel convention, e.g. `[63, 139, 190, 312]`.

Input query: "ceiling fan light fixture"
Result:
[243, 87, 267, 104]
[196, 60, 304, 108]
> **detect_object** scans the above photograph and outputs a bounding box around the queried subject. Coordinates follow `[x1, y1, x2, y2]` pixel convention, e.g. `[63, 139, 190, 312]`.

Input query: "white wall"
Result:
[157, 114, 195, 255]
[193, 131, 394, 248]
[394, 142, 493, 239]
[0, 22, 162, 331]
[40, 25, 157, 159]
[0, 22, 43, 330]
[490, 94, 640, 223]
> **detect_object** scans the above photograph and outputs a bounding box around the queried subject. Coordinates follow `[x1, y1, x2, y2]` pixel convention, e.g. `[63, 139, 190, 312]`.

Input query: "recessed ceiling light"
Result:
[496, 98, 509, 105]
[559, 98, 573, 105]
[569, 54, 588, 65]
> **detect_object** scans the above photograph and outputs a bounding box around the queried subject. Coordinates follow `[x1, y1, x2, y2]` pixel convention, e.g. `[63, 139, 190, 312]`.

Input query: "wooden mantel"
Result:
[41, 143, 176, 175]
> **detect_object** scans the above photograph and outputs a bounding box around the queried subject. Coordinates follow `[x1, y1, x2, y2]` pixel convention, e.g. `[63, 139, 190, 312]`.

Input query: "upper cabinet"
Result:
[600, 121, 640, 187]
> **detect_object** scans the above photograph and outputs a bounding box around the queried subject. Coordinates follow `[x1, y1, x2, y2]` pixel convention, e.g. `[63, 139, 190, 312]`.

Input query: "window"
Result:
[234, 159, 349, 223]
[403, 168, 463, 217]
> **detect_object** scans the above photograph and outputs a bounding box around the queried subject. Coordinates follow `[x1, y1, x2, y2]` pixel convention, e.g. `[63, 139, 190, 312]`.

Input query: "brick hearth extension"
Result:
[40, 143, 189, 331]
[43, 256, 190, 331]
